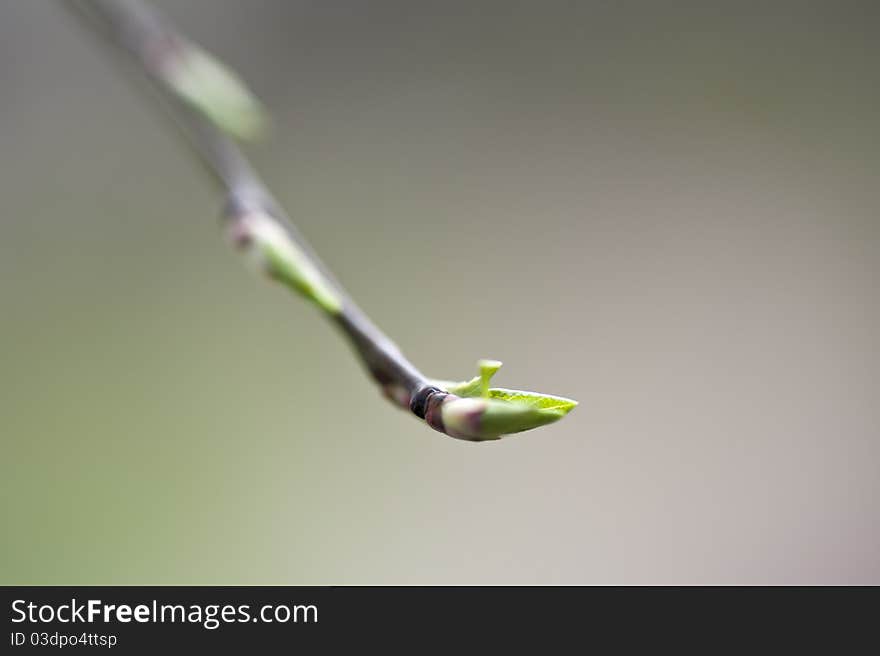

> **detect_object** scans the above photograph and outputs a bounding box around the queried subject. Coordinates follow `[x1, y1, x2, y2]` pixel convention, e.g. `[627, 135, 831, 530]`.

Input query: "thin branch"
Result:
[67, 0, 428, 391]
[63, 0, 577, 442]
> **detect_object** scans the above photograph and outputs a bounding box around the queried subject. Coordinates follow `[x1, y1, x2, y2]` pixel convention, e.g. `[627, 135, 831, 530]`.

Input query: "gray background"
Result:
[1, 0, 878, 583]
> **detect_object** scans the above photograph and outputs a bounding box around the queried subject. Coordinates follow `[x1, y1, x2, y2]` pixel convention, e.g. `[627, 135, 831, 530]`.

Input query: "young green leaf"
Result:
[435, 358, 503, 397]
[486, 388, 578, 413]
[478, 358, 502, 397]
[436, 375, 482, 397]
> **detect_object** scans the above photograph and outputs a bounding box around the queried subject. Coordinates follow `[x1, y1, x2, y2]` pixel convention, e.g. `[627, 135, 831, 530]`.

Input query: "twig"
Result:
[63, 0, 577, 441]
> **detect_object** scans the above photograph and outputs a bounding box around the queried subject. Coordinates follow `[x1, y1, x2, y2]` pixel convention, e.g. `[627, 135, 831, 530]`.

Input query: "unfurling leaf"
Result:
[478, 358, 502, 397]
[434, 358, 503, 397]
[432, 360, 577, 440]
[486, 388, 578, 413]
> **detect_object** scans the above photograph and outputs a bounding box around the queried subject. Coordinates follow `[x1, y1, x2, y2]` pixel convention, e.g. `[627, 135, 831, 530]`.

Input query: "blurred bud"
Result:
[226, 209, 342, 314]
[161, 41, 267, 141]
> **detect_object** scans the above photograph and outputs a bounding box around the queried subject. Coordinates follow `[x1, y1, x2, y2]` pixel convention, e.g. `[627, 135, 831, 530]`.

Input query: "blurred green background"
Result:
[1, 0, 878, 584]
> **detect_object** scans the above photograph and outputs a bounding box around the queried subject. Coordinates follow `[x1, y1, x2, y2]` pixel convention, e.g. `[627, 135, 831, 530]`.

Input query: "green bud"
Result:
[441, 394, 575, 441]
[431, 360, 577, 439]
[163, 43, 267, 141]
[228, 210, 342, 315]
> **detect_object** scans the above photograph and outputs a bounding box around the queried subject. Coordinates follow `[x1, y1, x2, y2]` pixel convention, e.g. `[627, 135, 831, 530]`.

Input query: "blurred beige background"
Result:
[1, 0, 877, 584]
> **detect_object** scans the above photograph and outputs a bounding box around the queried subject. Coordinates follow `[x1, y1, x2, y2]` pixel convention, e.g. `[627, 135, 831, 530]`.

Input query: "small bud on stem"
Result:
[159, 40, 267, 141]
[428, 361, 577, 441]
[225, 207, 342, 315]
